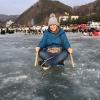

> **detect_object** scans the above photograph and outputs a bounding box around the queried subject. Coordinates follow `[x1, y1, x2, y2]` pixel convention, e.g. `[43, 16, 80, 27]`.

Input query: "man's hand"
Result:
[67, 48, 73, 54]
[35, 47, 40, 53]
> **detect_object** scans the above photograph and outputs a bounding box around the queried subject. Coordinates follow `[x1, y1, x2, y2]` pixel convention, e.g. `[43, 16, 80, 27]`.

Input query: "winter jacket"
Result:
[39, 28, 71, 50]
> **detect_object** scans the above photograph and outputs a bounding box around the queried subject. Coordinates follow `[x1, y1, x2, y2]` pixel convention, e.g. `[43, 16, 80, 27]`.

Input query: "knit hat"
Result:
[48, 13, 59, 26]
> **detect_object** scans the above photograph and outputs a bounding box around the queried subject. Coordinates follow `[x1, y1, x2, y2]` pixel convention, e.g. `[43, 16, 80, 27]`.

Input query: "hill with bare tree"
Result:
[15, 0, 72, 26]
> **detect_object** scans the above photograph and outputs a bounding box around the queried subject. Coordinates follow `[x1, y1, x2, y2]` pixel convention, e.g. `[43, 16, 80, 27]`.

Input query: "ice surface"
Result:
[0, 32, 100, 100]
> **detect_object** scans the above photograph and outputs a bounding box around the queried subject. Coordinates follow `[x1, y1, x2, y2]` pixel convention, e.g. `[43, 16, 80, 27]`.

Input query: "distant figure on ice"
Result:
[35, 13, 73, 69]
[92, 29, 99, 36]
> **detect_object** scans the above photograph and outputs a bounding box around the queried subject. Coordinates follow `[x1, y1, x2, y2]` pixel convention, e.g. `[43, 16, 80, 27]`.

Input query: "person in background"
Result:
[35, 13, 73, 69]
[92, 28, 99, 36]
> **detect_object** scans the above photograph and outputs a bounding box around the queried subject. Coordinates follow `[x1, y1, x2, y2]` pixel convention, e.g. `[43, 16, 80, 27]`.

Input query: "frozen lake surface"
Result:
[0, 32, 100, 100]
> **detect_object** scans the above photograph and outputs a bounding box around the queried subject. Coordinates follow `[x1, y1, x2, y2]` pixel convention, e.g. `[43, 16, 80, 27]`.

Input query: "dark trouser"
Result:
[38, 49, 68, 66]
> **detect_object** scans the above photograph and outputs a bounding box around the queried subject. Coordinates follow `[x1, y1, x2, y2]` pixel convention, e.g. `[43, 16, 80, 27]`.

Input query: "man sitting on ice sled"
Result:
[35, 13, 73, 70]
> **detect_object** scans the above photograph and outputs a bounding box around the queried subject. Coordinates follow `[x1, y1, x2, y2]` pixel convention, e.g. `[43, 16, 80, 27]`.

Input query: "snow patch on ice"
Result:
[3, 75, 27, 83]
[0, 75, 28, 89]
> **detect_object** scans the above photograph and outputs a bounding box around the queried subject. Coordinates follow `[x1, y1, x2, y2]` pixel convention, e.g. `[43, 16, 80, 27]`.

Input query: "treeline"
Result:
[60, 14, 100, 25]
[31, 0, 100, 25]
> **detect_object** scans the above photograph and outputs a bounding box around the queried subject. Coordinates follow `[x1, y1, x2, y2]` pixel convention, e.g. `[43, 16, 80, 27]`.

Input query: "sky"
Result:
[0, 0, 95, 15]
